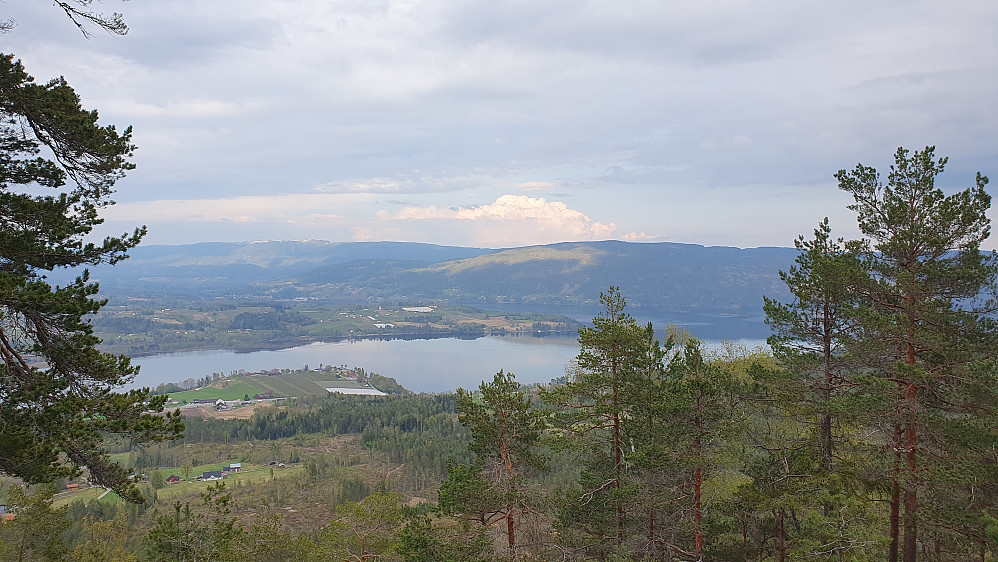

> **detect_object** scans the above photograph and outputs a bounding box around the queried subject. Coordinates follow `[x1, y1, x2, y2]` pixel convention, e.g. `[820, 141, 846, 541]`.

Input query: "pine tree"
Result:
[0, 54, 182, 501]
[759, 219, 884, 558]
[442, 370, 544, 557]
[620, 323, 674, 559]
[542, 287, 649, 556]
[763, 218, 865, 474]
[836, 146, 998, 561]
[661, 338, 747, 561]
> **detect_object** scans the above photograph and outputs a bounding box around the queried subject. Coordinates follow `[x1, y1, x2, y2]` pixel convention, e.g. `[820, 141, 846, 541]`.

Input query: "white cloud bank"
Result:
[99, 193, 645, 248]
[377, 194, 620, 247]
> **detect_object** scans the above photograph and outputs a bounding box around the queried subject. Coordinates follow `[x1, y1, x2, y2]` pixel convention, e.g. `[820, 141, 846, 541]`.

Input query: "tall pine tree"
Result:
[836, 146, 998, 561]
[542, 287, 648, 557]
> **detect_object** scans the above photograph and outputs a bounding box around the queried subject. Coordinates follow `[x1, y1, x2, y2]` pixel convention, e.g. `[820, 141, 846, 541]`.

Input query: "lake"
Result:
[128, 310, 771, 393]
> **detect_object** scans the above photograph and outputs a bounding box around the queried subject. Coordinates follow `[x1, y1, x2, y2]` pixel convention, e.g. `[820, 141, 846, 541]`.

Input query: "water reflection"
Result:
[129, 331, 768, 395]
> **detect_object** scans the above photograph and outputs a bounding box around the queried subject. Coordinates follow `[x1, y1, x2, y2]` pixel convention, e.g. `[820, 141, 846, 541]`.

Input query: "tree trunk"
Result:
[648, 505, 656, 559]
[821, 301, 834, 475]
[776, 509, 787, 562]
[902, 382, 918, 562]
[695, 392, 703, 561]
[889, 424, 902, 562]
[507, 507, 516, 557]
[500, 424, 516, 554]
[612, 348, 624, 546]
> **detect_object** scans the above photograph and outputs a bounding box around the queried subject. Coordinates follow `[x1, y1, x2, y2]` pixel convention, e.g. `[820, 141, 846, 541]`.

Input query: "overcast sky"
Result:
[5, 1, 997, 248]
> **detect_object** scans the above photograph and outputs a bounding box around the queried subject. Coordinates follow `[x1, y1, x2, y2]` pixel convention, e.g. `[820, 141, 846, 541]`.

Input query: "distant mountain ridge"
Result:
[83, 240, 798, 313]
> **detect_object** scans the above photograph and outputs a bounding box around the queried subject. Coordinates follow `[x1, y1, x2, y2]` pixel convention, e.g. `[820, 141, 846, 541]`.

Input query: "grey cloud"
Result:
[121, 12, 279, 68]
[6, 0, 996, 248]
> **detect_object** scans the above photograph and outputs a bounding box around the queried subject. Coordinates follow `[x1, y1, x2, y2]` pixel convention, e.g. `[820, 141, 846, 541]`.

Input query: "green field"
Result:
[238, 373, 328, 397]
[53, 462, 306, 507]
[53, 486, 123, 508]
[165, 381, 266, 402]
[164, 373, 366, 402]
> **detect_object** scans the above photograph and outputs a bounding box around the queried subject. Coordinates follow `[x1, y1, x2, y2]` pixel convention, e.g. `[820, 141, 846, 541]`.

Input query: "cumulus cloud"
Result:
[377, 194, 616, 246]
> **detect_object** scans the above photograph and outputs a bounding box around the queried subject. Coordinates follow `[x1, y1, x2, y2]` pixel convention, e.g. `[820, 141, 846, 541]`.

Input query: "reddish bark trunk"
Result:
[889, 424, 902, 562]
[902, 381, 918, 562]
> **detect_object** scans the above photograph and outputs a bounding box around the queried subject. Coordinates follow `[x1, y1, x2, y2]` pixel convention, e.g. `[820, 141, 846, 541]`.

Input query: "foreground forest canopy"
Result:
[2, 147, 997, 561]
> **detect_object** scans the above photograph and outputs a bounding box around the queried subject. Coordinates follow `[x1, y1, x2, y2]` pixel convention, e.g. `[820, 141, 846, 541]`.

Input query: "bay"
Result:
[129, 335, 581, 394]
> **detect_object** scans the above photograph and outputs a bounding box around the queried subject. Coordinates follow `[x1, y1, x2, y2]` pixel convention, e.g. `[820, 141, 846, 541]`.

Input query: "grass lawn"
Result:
[109, 452, 132, 466]
[154, 463, 304, 500]
[52, 487, 123, 508]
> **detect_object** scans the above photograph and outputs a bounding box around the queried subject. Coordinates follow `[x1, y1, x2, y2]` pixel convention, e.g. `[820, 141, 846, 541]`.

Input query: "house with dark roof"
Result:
[200, 471, 223, 481]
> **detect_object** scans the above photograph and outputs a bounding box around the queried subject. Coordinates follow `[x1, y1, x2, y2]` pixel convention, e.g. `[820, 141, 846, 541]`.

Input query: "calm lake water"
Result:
[128, 310, 770, 393]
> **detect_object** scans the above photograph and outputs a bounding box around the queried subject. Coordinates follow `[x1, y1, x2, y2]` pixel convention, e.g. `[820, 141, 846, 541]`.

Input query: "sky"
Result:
[4, 0, 997, 249]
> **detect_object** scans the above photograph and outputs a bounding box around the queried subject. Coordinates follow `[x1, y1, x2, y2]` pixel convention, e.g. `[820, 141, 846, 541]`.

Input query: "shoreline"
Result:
[106, 328, 581, 359]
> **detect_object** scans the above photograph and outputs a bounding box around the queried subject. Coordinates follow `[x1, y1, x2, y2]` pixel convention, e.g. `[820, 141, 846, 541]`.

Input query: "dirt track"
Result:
[179, 403, 276, 420]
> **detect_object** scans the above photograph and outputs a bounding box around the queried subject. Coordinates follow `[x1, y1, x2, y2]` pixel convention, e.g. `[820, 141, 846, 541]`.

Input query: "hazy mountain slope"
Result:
[82, 241, 494, 298]
[107, 240, 493, 272]
[82, 239, 797, 313]
[289, 241, 798, 312]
